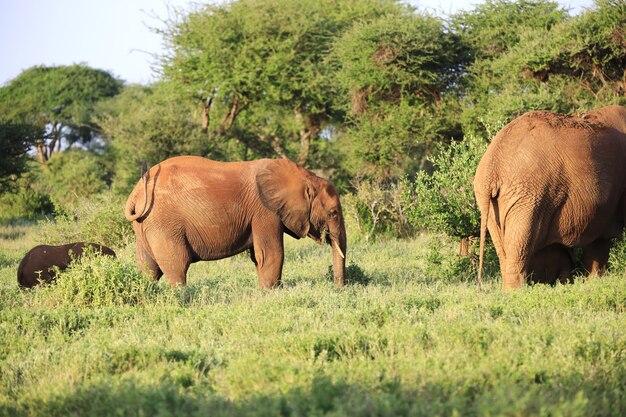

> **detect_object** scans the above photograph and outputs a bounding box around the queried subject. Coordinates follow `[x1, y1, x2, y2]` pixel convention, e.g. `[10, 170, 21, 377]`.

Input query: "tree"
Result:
[161, 0, 403, 167]
[0, 64, 122, 169]
[405, 131, 492, 255]
[0, 120, 42, 192]
[96, 84, 216, 194]
[454, 0, 625, 136]
[332, 12, 468, 180]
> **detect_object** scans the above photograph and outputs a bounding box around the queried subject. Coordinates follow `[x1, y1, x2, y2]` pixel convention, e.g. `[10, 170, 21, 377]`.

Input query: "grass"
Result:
[0, 222, 625, 416]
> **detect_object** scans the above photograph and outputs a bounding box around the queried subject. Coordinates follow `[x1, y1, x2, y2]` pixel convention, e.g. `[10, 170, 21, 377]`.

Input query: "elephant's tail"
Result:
[125, 162, 151, 222]
[476, 189, 494, 290]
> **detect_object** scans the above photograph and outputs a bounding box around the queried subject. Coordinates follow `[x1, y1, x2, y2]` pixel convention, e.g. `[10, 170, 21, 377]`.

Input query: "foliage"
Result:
[96, 84, 214, 194]
[0, 163, 53, 221]
[0, 64, 122, 167]
[0, 120, 42, 192]
[162, 0, 404, 167]
[36, 149, 111, 212]
[1, 227, 625, 416]
[39, 192, 133, 249]
[27, 251, 159, 308]
[406, 131, 493, 240]
[608, 230, 626, 275]
[342, 178, 414, 242]
[455, 0, 626, 136]
[333, 12, 467, 178]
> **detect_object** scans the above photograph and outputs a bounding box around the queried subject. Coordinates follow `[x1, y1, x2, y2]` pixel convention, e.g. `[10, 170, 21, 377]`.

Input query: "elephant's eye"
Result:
[328, 209, 338, 218]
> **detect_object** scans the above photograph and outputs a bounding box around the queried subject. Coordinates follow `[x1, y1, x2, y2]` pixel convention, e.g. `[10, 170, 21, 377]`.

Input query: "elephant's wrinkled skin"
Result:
[475, 105, 626, 291]
[17, 242, 116, 288]
[125, 156, 347, 287]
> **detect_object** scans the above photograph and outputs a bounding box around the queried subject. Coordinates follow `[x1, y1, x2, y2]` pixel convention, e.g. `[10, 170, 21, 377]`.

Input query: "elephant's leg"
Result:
[502, 260, 526, 292]
[583, 238, 611, 277]
[249, 247, 257, 266]
[501, 226, 535, 291]
[146, 232, 191, 286]
[135, 237, 163, 280]
[154, 249, 190, 286]
[251, 233, 284, 288]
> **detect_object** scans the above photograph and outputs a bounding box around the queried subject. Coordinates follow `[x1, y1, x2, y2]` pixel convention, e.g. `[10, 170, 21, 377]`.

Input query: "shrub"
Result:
[38, 149, 111, 213]
[342, 178, 414, 242]
[40, 192, 133, 249]
[405, 132, 490, 242]
[0, 161, 54, 221]
[609, 231, 626, 275]
[421, 234, 500, 284]
[28, 250, 159, 308]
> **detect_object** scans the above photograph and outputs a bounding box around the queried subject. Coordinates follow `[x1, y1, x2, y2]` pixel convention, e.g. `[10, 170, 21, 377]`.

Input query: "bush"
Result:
[609, 232, 626, 275]
[421, 234, 500, 284]
[28, 250, 159, 307]
[38, 149, 111, 213]
[405, 132, 491, 241]
[40, 192, 133, 249]
[342, 178, 414, 242]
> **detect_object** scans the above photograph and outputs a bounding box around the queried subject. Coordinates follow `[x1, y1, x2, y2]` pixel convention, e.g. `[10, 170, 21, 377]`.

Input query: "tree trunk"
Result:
[458, 237, 470, 256]
[200, 92, 214, 133]
[295, 110, 320, 166]
[36, 143, 48, 171]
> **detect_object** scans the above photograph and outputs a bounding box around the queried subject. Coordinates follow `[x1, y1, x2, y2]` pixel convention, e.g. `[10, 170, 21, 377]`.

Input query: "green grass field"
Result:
[1, 221, 625, 416]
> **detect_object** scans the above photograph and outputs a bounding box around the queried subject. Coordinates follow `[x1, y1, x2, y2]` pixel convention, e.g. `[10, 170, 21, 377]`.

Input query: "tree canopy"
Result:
[0, 64, 122, 169]
[1, 0, 624, 231]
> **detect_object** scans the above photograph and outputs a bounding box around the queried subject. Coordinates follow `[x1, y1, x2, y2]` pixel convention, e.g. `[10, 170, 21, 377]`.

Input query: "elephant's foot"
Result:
[502, 272, 525, 292]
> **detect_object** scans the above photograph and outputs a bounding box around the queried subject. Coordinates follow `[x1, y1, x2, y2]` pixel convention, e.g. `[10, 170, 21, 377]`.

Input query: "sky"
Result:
[0, 0, 595, 86]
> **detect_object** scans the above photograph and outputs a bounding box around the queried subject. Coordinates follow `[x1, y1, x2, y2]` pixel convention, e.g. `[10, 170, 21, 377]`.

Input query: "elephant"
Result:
[17, 242, 116, 288]
[474, 104, 626, 291]
[124, 156, 347, 287]
[527, 244, 574, 286]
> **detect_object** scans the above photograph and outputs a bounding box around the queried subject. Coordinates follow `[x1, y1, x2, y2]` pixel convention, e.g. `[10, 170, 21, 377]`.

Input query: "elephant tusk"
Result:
[333, 240, 345, 259]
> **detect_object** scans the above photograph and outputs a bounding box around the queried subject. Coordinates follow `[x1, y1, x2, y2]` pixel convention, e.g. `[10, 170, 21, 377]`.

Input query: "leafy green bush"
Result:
[40, 192, 133, 249]
[421, 234, 499, 284]
[342, 178, 414, 242]
[405, 133, 491, 241]
[0, 181, 53, 221]
[28, 250, 158, 308]
[609, 231, 626, 275]
[39, 149, 111, 213]
[0, 159, 55, 221]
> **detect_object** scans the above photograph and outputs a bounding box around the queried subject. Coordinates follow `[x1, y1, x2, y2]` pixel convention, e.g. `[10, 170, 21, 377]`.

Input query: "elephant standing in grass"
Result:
[125, 156, 347, 287]
[474, 105, 626, 291]
[17, 242, 116, 288]
[527, 244, 574, 285]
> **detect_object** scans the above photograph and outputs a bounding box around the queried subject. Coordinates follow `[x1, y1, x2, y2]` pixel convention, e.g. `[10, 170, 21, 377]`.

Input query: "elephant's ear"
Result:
[256, 159, 315, 238]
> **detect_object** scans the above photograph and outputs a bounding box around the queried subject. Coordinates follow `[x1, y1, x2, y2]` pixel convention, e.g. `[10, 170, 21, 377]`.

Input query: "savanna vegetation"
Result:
[1, 0, 625, 415]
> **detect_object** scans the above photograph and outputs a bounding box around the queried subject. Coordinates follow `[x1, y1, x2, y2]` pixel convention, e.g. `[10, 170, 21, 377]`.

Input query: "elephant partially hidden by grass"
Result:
[474, 105, 626, 291]
[17, 242, 116, 288]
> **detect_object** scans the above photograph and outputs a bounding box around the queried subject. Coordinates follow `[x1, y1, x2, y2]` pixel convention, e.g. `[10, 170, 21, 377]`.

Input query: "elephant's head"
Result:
[256, 159, 347, 286]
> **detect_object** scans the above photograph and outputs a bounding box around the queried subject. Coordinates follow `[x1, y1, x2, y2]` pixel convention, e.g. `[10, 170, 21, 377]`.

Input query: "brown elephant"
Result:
[17, 242, 116, 288]
[125, 156, 347, 287]
[527, 244, 574, 286]
[474, 105, 626, 291]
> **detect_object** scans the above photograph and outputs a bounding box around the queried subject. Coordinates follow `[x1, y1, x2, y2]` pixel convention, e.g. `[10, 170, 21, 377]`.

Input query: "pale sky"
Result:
[0, 0, 595, 86]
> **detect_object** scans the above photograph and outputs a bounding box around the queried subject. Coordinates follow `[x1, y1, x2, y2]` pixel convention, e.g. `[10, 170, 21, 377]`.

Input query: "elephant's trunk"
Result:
[331, 233, 346, 287]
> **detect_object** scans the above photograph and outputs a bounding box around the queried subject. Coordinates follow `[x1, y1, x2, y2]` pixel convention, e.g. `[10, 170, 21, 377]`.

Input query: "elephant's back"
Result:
[151, 156, 263, 186]
[17, 244, 69, 288]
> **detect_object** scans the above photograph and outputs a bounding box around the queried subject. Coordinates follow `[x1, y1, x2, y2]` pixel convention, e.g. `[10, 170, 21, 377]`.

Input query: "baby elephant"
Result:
[17, 242, 116, 288]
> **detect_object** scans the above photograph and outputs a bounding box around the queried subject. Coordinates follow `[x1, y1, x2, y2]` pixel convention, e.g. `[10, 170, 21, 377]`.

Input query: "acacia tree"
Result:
[97, 84, 216, 194]
[454, 0, 625, 136]
[0, 120, 42, 192]
[0, 65, 122, 169]
[161, 0, 402, 166]
[332, 12, 468, 180]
